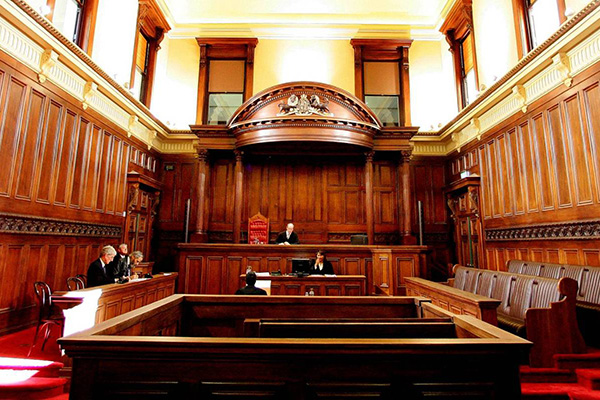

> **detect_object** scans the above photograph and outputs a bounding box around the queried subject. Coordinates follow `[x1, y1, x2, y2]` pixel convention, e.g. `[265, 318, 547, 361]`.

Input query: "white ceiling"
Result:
[158, 0, 453, 38]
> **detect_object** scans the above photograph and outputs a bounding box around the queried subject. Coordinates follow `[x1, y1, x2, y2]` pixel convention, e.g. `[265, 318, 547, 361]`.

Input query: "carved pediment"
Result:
[228, 82, 382, 148]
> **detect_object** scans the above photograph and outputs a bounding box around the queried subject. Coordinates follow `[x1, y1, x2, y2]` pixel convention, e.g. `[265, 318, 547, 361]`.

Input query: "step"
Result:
[521, 382, 572, 399]
[569, 391, 600, 400]
[0, 358, 63, 378]
[555, 354, 600, 370]
[0, 377, 67, 399]
[577, 369, 600, 391]
[520, 366, 577, 383]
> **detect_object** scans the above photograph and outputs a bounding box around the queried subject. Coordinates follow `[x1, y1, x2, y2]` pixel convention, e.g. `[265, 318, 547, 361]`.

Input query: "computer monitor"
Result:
[291, 258, 310, 274]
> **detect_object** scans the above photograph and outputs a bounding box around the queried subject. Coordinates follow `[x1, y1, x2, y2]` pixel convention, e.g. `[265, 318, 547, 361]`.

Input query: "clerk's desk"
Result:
[51, 273, 177, 337]
[240, 274, 367, 296]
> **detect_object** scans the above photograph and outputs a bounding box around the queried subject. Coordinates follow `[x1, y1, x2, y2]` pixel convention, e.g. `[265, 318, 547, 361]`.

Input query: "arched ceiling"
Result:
[157, 0, 454, 39]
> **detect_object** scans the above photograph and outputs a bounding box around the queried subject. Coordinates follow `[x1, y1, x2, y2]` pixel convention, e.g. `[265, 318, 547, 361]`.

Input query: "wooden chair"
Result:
[75, 274, 87, 287]
[28, 282, 63, 356]
[66, 276, 85, 291]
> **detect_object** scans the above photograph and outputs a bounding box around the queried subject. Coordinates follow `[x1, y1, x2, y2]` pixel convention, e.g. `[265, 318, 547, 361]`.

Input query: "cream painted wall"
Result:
[566, 0, 593, 15]
[472, 0, 520, 92]
[253, 39, 355, 95]
[409, 40, 458, 130]
[151, 37, 199, 129]
[91, 0, 138, 87]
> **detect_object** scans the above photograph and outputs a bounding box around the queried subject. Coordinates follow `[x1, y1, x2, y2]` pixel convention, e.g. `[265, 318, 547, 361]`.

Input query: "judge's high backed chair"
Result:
[28, 281, 64, 356]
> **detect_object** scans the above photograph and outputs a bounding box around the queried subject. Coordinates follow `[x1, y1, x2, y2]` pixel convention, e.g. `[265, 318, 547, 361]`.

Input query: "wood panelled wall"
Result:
[0, 51, 158, 333]
[449, 64, 600, 270]
[157, 154, 451, 270]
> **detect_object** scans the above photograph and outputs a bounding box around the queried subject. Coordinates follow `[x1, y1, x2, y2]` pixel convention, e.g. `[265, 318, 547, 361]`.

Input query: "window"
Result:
[459, 33, 477, 108]
[512, 0, 566, 57]
[350, 40, 412, 127]
[50, 0, 83, 42]
[129, 0, 170, 107]
[206, 60, 245, 125]
[363, 62, 401, 127]
[41, 0, 98, 53]
[440, 0, 479, 110]
[131, 32, 150, 103]
[195, 39, 258, 125]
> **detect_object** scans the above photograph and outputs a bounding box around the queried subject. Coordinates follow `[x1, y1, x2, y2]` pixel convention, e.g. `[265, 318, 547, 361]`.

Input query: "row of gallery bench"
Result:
[405, 260, 600, 367]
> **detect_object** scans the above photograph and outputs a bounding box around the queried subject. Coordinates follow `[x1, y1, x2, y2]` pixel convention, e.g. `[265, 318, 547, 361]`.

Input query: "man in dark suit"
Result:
[235, 271, 267, 295]
[275, 223, 299, 245]
[308, 250, 334, 275]
[87, 245, 117, 287]
[108, 243, 130, 281]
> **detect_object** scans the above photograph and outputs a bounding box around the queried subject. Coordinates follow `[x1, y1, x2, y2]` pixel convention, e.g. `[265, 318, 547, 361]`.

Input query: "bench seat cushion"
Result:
[497, 312, 526, 337]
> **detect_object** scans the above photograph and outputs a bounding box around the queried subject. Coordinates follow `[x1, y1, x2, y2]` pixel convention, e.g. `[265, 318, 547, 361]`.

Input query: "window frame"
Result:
[44, 0, 99, 54]
[129, 0, 170, 108]
[440, 0, 480, 111]
[512, 0, 566, 58]
[350, 39, 413, 127]
[195, 38, 258, 126]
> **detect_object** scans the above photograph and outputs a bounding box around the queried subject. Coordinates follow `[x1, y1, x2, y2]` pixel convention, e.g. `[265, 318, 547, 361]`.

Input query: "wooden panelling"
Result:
[450, 68, 600, 270]
[0, 46, 158, 333]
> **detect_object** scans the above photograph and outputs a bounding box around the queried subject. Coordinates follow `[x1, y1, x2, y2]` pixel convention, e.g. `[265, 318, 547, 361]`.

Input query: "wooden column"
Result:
[365, 151, 375, 245]
[191, 147, 209, 242]
[400, 150, 417, 244]
[400, 46, 411, 126]
[195, 44, 208, 124]
[233, 150, 244, 243]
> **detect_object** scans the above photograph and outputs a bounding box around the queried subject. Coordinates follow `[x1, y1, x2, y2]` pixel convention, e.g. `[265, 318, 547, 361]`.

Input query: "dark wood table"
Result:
[240, 274, 367, 295]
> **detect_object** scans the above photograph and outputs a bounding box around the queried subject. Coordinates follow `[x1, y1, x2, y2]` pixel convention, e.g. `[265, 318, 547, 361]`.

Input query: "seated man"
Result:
[108, 243, 130, 281]
[129, 251, 144, 279]
[275, 223, 299, 245]
[87, 245, 117, 287]
[308, 250, 334, 275]
[235, 271, 267, 295]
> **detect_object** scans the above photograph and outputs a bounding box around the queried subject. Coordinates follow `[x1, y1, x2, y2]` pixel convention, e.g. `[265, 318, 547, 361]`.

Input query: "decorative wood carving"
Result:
[227, 82, 381, 149]
[485, 220, 600, 241]
[0, 213, 121, 237]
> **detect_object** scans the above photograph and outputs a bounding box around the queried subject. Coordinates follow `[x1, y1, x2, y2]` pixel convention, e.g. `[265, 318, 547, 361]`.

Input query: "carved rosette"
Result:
[485, 220, 600, 241]
[0, 213, 121, 237]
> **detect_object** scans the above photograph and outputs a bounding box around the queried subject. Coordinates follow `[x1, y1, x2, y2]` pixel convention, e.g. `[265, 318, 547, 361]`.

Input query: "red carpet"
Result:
[0, 326, 67, 399]
[522, 350, 600, 399]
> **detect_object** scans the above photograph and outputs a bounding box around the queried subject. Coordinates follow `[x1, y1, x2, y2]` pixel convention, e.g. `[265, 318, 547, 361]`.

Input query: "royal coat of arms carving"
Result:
[277, 93, 333, 117]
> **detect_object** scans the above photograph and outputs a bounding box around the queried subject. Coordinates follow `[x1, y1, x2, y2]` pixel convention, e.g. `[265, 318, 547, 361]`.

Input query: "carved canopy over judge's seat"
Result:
[228, 82, 382, 148]
[191, 81, 416, 152]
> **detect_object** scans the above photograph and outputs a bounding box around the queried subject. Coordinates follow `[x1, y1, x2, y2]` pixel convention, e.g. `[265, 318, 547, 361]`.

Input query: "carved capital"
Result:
[400, 150, 412, 163]
[365, 151, 375, 163]
[38, 48, 58, 84]
[196, 146, 209, 162]
[552, 52, 572, 87]
[82, 81, 97, 110]
[234, 149, 243, 162]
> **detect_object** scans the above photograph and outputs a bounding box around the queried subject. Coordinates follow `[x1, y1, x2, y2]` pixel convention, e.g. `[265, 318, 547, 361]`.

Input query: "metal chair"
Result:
[66, 276, 85, 291]
[75, 274, 87, 287]
[28, 282, 63, 356]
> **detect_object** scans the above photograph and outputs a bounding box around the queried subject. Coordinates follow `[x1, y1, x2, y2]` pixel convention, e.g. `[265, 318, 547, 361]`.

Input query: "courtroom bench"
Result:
[52, 273, 177, 337]
[58, 295, 530, 399]
[406, 266, 585, 367]
[506, 259, 600, 347]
